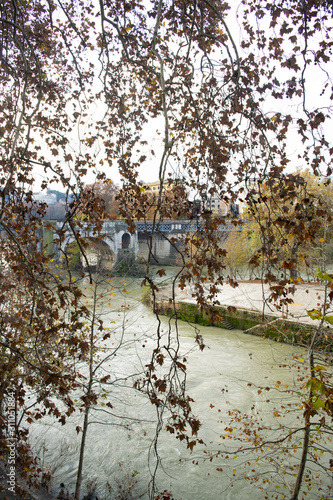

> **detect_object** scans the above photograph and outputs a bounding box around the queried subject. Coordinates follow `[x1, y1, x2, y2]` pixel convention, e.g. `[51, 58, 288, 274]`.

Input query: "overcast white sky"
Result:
[33, 0, 332, 194]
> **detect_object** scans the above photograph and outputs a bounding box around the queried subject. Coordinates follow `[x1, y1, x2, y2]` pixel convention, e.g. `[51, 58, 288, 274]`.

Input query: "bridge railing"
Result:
[37, 218, 241, 235]
[135, 219, 241, 233]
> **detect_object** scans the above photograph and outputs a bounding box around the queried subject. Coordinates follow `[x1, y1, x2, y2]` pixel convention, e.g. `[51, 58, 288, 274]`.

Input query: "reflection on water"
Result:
[29, 275, 316, 499]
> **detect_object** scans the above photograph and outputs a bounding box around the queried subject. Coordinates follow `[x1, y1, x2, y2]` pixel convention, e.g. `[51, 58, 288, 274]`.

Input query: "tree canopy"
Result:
[1, 0, 333, 498]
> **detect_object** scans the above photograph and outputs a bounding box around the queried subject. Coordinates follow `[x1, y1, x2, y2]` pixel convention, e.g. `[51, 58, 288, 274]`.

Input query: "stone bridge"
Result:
[44, 218, 240, 270]
[54, 220, 138, 272]
[136, 219, 240, 265]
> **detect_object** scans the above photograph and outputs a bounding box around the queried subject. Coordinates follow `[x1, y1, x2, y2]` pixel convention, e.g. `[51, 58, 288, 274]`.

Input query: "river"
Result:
[28, 273, 330, 500]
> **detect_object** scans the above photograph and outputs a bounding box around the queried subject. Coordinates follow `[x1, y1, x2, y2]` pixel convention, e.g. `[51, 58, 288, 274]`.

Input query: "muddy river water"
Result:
[28, 274, 330, 499]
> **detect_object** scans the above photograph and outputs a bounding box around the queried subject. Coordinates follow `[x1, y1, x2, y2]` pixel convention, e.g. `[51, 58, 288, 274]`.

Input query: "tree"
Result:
[222, 224, 258, 280]
[73, 275, 150, 500]
[139, 180, 190, 220]
[0, 199, 90, 492]
[225, 169, 333, 283]
[1, 0, 333, 498]
[203, 269, 333, 500]
[87, 180, 120, 219]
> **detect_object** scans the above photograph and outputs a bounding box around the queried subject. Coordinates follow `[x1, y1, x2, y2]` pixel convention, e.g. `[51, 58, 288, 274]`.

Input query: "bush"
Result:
[141, 286, 151, 305]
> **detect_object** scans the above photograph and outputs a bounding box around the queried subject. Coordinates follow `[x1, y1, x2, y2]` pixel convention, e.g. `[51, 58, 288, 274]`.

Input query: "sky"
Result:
[33, 0, 241, 192]
[32, 0, 333, 195]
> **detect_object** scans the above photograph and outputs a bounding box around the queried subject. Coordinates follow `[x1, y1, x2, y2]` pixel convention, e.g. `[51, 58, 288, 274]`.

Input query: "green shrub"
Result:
[66, 241, 81, 271]
[141, 286, 151, 305]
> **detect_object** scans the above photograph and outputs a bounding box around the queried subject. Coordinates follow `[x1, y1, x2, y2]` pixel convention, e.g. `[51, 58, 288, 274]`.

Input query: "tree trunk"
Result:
[290, 311, 322, 499]
[75, 404, 90, 500]
[75, 287, 97, 499]
[290, 418, 310, 500]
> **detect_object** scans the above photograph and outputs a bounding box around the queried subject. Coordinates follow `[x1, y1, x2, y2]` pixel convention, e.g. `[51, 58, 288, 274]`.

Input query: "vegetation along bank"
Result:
[152, 296, 332, 351]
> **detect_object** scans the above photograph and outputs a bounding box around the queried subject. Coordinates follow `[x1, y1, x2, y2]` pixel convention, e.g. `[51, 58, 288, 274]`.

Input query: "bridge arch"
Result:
[64, 238, 116, 272]
[83, 239, 116, 272]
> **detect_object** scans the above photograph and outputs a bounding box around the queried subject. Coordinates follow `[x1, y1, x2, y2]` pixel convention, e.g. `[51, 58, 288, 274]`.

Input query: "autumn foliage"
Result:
[0, 0, 333, 498]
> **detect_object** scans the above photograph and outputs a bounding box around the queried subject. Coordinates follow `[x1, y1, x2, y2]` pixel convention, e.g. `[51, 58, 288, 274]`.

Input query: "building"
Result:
[200, 197, 241, 218]
[33, 192, 57, 205]
[143, 180, 179, 194]
[206, 197, 229, 216]
[143, 179, 188, 219]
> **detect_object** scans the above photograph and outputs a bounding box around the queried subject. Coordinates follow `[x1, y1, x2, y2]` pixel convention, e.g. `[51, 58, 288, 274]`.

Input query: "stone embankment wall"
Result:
[154, 299, 323, 347]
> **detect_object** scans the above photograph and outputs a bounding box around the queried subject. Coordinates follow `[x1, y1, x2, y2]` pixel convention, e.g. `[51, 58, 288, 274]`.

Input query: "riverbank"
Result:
[154, 280, 332, 346]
